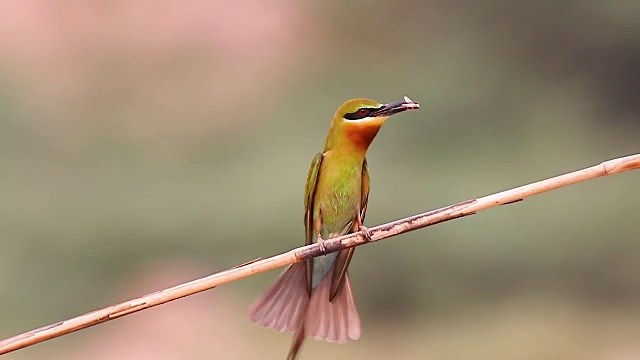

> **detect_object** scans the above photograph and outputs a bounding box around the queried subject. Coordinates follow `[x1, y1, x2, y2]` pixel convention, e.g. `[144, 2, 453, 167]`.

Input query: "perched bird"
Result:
[249, 96, 420, 359]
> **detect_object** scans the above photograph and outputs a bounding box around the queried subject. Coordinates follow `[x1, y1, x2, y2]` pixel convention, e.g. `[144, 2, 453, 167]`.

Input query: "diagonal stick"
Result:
[0, 153, 638, 355]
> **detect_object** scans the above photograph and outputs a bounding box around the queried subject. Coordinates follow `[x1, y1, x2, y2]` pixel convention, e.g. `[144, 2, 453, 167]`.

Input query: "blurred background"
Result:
[1, 1, 639, 359]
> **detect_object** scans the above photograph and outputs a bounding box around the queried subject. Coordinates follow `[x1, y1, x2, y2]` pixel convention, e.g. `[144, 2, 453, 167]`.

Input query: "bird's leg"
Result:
[316, 234, 327, 255]
[356, 210, 372, 242]
[315, 208, 327, 255]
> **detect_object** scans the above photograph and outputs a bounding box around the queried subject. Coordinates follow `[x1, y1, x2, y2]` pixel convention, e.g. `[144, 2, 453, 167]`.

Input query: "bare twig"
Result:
[0, 153, 638, 355]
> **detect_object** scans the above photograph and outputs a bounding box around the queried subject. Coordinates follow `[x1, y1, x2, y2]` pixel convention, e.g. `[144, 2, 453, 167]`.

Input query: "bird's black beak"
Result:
[370, 96, 420, 117]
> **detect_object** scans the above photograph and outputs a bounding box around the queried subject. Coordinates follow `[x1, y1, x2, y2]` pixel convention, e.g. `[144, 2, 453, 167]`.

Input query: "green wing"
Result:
[360, 158, 370, 223]
[304, 152, 323, 245]
[303, 152, 323, 294]
[329, 158, 370, 300]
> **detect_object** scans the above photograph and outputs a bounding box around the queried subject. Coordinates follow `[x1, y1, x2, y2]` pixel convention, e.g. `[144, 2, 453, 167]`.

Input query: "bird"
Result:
[248, 96, 420, 359]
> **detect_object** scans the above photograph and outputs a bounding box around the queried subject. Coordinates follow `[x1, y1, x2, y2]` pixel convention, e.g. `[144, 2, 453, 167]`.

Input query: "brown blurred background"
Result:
[1, 1, 639, 359]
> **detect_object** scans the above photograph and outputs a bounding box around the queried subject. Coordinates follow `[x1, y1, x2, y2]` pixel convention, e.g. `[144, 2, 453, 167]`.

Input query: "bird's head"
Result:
[335, 96, 419, 123]
[325, 96, 420, 152]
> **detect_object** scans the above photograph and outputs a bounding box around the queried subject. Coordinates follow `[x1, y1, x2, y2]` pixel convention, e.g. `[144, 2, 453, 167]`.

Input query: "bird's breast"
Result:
[314, 154, 363, 238]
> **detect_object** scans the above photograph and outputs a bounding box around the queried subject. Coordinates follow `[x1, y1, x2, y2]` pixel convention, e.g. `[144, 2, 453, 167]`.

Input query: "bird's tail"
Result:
[249, 263, 361, 359]
[248, 262, 309, 334]
[304, 270, 361, 343]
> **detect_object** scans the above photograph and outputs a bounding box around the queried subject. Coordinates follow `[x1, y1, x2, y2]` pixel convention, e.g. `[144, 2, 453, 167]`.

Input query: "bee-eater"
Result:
[249, 96, 420, 359]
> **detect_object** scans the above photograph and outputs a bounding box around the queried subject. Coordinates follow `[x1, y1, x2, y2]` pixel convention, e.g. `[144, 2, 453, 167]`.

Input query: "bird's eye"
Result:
[344, 107, 375, 120]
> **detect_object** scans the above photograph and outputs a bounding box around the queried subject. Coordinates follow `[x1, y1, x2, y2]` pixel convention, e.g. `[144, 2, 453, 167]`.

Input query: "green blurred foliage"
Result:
[0, 1, 638, 359]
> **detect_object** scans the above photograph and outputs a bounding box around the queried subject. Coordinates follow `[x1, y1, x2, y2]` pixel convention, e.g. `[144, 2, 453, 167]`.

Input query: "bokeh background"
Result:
[1, 1, 639, 359]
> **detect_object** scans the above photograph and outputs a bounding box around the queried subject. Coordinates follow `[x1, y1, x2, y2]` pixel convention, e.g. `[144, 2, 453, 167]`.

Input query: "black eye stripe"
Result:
[344, 107, 381, 120]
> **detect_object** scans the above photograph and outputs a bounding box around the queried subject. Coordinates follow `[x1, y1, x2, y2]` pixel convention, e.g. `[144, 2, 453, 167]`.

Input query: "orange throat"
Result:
[342, 119, 385, 152]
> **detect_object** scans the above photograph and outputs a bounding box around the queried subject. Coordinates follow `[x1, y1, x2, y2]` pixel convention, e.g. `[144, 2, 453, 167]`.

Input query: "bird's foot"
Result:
[317, 235, 327, 255]
[359, 225, 373, 242]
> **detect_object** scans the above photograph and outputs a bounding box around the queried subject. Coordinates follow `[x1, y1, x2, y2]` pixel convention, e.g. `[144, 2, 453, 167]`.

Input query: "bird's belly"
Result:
[314, 167, 362, 239]
[319, 203, 359, 237]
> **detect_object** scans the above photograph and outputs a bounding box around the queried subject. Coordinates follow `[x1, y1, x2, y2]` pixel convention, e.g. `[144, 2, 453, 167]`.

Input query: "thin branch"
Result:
[1, 153, 638, 355]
